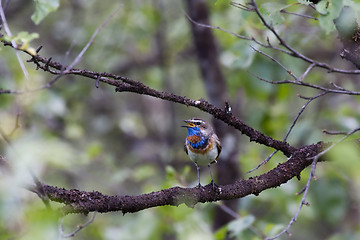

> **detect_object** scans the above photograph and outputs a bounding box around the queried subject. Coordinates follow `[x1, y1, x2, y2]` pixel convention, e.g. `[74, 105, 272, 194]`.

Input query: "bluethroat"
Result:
[182, 118, 222, 189]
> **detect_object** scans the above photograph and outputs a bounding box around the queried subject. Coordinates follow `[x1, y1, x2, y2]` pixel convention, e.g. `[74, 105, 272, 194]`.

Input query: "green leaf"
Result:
[15, 31, 40, 43]
[316, 0, 329, 14]
[1, 31, 39, 55]
[31, 0, 60, 25]
[227, 215, 255, 238]
[343, 0, 360, 26]
[214, 225, 228, 240]
[317, 0, 344, 34]
[260, 2, 291, 26]
[334, 7, 358, 38]
[1, 31, 39, 45]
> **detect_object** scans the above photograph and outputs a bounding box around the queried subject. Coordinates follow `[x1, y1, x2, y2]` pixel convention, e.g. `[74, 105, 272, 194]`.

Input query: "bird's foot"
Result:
[209, 180, 219, 191]
[196, 183, 205, 191]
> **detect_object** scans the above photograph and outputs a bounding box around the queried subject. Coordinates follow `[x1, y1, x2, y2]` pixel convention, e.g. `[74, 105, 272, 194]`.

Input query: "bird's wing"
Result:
[215, 136, 222, 160]
[184, 141, 188, 155]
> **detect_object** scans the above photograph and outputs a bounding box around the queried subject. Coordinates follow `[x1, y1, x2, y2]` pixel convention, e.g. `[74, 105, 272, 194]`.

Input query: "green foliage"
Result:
[259, 2, 291, 26]
[31, 0, 60, 25]
[0, 31, 39, 55]
[317, 0, 344, 33]
[1, 0, 360, 239]
[313, 0, 360, 34]
[227, 215, 256, 238]
[221, 41, 256, 70]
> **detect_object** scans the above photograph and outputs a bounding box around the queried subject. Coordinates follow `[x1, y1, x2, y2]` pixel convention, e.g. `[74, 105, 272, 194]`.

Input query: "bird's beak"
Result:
[182, 120, 195, 128]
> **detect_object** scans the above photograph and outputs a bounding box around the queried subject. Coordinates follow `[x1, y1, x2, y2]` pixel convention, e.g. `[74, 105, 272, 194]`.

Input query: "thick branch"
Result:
[35, 142, 323, 215]
[0, 46, 297, 156]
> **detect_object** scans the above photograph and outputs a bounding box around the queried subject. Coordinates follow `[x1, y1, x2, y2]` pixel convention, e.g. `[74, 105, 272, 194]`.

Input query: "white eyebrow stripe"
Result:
[192, 120, 204, 124]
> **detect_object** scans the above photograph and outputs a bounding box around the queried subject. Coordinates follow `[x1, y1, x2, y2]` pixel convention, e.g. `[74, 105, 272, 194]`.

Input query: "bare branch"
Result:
[311, 126, 360, 160]
[299, 63, 316, 81]
[280, 9, 318, 21]
[185, 13, 252, 41]
[322, 129, 348, 135]
[267, 126, 360, 239]
[66, 5, 122, 71]
[32, 142, 324, 215]
[1, 0, 357, 226]
[185, 12, 294, 56]
[247, 91, 327, 173]
[246, 150, 279, 174]
[230, 1, 255, 12]
[0, 1, 30, 80]
[251, 73, 360, 96]
[0, 47, 297, 156]
[7, 112, 21, 137]
[265, 157, 319, 240]
[250, 45, 298, 80]
[59, 212, 97, 238]
[249, 0, 360, 74]
[284, 92, 328, 141]
[40, 5, 122, 90]
[188, 0, 360, 75]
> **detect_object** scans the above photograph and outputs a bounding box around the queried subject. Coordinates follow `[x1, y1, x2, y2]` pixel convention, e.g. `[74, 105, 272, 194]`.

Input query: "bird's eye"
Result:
[195, 122, 200, 125]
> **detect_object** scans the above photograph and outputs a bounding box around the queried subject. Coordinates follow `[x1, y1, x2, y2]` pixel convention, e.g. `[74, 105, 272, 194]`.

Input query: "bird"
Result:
[182, 118, 222, 189]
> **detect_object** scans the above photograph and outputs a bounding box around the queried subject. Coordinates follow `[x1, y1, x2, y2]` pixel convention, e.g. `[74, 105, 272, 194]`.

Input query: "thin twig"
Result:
[0, 1, 30, 80]
[59, 212, 97, 238]
[311, 126, 360, 160]
[8, 112, 21, 137]
[186, 13, 294, 56]
[280, 9, 318, 20]
[250, 73, 360, 95]
[0, 4, 122, 94]
[250, 45, 298, 81]
[188, 0, 360, 74]
[284, 92, 328, 141]
[322, 129, 348, 135]
[41, 5, 123, 90]
[247, 91, 327, 173]
[265, 125, 360, 239]
[41, 40, 76, 89]
[249, 0, 360, 75]
[247, 150, 279, 173]
[299, 63, 316, 81]
[330, 82, 347, 91]
[66, 5, 122, 71]
[185, 12, 252, 41]
[265, 157, 318, 240]
[230, 1, 255, 12]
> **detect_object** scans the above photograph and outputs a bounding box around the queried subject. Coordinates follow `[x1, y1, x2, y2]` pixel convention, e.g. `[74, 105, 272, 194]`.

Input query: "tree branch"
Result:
[0, 41, 298, 156]
[31, 142, 323, 215]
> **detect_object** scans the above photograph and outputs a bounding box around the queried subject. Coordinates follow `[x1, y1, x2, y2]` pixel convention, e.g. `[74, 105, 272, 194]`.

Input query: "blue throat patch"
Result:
[187, 126, 200, 136]
[187, 127, 208, 149]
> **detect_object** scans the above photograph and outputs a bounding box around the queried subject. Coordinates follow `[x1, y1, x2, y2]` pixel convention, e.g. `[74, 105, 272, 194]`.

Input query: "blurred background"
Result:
[1, 0, 360, 239]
